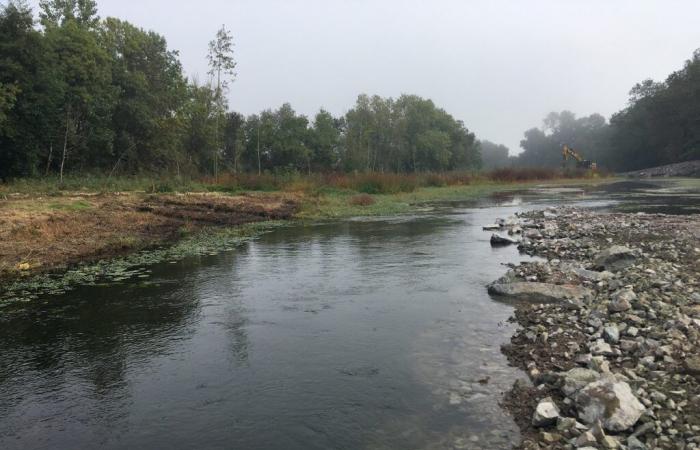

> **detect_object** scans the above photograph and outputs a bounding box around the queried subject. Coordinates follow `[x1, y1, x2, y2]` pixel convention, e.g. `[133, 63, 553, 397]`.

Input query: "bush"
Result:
[348, 193, 376, 206]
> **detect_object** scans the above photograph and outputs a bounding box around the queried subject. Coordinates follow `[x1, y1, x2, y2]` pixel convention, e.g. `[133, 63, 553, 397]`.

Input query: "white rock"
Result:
[575, 376, 645, 432]
[533, 397, 560, 427]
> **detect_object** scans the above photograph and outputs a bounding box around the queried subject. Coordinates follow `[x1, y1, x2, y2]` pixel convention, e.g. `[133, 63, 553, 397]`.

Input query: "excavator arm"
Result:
[561, 144, 597, 170]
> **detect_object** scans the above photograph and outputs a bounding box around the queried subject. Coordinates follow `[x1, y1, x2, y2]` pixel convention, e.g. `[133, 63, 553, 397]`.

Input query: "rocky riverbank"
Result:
[486, 207, 700, 449]
[622, 160, 700, 178]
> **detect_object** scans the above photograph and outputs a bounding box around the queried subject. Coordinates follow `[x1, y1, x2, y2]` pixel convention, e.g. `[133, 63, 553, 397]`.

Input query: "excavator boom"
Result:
[561, 145, 597, 171]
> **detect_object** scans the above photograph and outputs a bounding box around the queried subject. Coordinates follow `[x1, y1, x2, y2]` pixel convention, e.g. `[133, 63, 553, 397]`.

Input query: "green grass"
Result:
[297, 183, 519, 219]
[47, 199, 93, 211]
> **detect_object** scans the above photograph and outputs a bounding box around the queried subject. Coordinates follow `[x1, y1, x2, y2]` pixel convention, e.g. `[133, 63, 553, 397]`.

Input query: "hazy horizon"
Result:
[26, 0, 700, 154]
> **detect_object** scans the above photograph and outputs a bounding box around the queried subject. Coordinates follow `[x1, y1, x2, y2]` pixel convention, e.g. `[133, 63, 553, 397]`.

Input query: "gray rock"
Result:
[482, 224, 501, 231]
[574, 376, 645, 432]
[562, 368, 601, 396]
[603, 325, 620, 344]
[487, 281, 592, 304]
[590, 339, 613, 356]
[592, 245, 637, 271]
[627, 435, 647, 450]
[684, 355, 700, 376]
[609, 290, 636, 312]
[490, 233, 518, 246]
[575, 431, 597, 447]
[533, 397, 560, 427]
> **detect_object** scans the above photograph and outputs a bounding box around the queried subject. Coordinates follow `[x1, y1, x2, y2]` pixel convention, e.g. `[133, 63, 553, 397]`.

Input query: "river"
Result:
[1, 180, 698, 449]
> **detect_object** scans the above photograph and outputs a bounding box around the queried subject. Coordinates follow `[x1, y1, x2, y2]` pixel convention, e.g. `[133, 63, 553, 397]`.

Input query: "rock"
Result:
[487, 281, 592, 304]
[609, 290, 636, 312]
[533, 397, 560, 427]
[627, 435, 648, 450]
[540, 431, 560, 443]
[556, 416, 578, 431]
[575, 431, 597, 447]
[600, 435, 620, 449]
[592, 245, 637, 271]
[482, 224, 501, 231]
[524, 229, 543, 240]
[590, 339, 613, 356]
[490, 233, 518, 246]
[574, 376, 645, 432]
[603, 325, 620, 344]
[562, 368, 601, 396]
[683, 355, 700, 376]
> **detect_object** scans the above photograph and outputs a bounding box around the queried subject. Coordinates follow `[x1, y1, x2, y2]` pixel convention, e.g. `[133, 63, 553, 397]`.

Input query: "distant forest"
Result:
[1, 1, 698, 180]
[483, 50, 700, 172]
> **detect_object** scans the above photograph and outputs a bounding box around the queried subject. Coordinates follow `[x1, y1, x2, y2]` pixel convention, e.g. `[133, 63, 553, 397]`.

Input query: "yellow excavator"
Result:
[562, 144, 597, 171]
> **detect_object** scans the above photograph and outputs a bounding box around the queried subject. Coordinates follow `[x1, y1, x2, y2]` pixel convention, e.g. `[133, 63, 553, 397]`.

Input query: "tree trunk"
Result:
[257, 126, 261, 175]
[59, 113, 70, 184]
[45, 143, 53, 176]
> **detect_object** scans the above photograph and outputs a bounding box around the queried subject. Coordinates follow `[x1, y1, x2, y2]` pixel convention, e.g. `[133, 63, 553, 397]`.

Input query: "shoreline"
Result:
[0, 178, 606, 299]
[486, 207, 700, 449]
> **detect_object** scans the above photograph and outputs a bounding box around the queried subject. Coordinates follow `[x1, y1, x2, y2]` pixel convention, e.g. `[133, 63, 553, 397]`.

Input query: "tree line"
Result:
[482, 49, 700, 171]
[0, 1, 481, 180]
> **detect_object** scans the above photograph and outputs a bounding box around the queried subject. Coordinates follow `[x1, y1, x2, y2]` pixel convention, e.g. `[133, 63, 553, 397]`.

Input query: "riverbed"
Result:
[1, 179, 698, 449]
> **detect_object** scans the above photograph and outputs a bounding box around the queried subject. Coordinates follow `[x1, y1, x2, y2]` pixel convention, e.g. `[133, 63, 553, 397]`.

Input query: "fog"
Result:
[28, 0, 700, 153]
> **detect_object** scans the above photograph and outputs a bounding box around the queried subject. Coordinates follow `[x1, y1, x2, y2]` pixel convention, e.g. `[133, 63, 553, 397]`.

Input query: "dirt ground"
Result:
[0, 191, 299, 279]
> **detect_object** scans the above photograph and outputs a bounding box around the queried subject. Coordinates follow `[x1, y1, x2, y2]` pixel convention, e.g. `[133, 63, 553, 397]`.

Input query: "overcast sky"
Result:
[29, 0, 700, 153]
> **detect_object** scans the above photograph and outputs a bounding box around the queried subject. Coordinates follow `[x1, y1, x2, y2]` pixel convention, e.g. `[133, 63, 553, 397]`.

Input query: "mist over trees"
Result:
[513, 50, 700, 171]
[479, 140, 513, 169]
[1, 0, 698, 180]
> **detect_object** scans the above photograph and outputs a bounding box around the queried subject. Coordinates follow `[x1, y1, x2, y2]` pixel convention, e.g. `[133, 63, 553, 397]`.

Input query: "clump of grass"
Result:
[348, 193, 376, 206]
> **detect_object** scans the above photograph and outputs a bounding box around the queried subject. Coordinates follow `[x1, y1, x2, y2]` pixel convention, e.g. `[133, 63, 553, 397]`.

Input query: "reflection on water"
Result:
[1, 202, 537, 450]
[1, 180, 698, 450]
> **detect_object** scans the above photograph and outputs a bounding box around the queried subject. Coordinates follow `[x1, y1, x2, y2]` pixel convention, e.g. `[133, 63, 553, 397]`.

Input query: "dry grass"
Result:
[348, 194, 376, 206]
[0, 192, 299, 278]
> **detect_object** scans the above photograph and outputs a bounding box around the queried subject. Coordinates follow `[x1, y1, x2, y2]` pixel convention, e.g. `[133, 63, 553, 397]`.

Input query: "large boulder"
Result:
[592, 246, 637, 271]
[487, 281, 592, 304]
[574, 376, 645, 432]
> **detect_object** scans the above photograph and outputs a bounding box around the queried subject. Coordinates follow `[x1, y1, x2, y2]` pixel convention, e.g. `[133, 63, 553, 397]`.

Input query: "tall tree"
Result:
[207, 24, 236, 178]
[100, 18, 187, 174]
[39, 0, 99, 29]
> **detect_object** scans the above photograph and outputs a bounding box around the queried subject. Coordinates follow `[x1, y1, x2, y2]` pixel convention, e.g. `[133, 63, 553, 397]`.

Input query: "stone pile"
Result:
[487, 207, 700, 449]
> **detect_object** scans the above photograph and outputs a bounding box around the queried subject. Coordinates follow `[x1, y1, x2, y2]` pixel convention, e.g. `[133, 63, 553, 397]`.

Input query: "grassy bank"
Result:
[0, 169, 609, 295]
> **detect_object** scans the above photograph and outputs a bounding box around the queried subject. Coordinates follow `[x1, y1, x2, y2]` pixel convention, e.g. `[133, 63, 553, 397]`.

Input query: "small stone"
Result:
[575, 431, 597, 447]
[684, 355, 700, 376]
[609, 289, 636, 312]
[540, 431, 560, 443]
[590, 339, 613, 356]
[627, 435, 648, 450]
[603, 325, 620, 344]
[533, 397, 560, 427]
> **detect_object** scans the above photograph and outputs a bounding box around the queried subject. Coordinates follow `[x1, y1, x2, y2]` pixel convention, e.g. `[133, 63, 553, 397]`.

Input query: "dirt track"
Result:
[0, 192, 299, 279]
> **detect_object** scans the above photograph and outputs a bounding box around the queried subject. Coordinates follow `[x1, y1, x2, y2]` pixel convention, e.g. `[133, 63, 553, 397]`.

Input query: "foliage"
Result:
[479, 140, 513, 169]
[3, 1, 697, 180]
[513, 49, 699, 172]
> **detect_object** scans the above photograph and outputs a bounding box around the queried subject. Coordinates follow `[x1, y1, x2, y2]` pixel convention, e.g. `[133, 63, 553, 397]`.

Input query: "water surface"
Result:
[1, 180, 698, 450]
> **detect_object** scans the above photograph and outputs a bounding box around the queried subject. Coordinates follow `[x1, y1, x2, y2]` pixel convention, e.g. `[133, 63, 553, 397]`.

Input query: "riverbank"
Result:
[486, 207, 700, 449]
[0, 174, 607, 284]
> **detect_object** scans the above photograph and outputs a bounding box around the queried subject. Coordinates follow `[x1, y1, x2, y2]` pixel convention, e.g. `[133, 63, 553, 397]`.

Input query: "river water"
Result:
[1, 180, 698, 450]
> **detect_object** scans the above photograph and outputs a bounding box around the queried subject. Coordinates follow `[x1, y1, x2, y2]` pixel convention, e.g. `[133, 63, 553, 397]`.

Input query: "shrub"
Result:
[348, 193, 376, 206]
